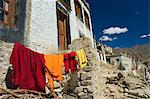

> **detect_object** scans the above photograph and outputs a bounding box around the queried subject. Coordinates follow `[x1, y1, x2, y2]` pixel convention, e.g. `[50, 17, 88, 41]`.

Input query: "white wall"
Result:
[69, 0, 80, 41]
[120, 56, 132, 72]
[29, 0, 58, 53]
[110, 55, 132, 72]
[110, 56, 120, 66]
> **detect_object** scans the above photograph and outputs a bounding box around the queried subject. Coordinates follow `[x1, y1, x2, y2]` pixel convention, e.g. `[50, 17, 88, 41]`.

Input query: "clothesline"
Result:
[7, 42, 88, 94]
[24, 42, 84, 56]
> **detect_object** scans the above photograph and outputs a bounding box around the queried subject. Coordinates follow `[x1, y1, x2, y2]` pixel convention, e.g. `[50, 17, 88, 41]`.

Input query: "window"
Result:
[74, 0, 83, 21]
[14, 0, 20, 27]
[0, 0, 17, 27]
[0, 0, 4, 20]
[79, 31, 85, 38]
[59, 0, 71, 10]
[84, 10, 90, 30]
[57, 4, 71, 51]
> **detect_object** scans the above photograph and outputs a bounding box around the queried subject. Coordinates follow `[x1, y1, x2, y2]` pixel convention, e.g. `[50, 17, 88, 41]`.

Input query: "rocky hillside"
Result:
[98, 61, 150, 99]
[113, 44, 150, 61]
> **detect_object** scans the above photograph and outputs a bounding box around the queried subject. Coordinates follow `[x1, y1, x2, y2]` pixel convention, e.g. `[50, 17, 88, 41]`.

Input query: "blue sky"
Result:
[88, 0, 150, 48]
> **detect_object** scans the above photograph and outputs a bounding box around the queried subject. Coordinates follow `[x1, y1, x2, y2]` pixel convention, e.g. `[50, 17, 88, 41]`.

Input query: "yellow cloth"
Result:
[76, 49, 88, 68]
[44, 54, 64, 90]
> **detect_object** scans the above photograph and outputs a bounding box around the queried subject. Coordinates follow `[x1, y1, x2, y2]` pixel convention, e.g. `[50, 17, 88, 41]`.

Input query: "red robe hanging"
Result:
[64, 52, 77, 74]
[10, 42, 46, 92]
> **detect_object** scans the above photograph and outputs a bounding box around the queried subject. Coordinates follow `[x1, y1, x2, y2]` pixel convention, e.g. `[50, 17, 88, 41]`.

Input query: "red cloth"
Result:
[64, 53, 70, 74]
[10, 42, 46, 92]
[64, 52, 77, 74]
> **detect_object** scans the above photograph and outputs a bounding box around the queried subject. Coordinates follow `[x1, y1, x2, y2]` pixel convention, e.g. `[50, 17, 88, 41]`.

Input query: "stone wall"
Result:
[52, 37, 101, 99]
[0, 40, 14, 88]
[70, 37, 102, 99]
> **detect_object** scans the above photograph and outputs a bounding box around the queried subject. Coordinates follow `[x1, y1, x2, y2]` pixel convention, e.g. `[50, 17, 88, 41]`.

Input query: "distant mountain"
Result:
[113, 44, 150, 62]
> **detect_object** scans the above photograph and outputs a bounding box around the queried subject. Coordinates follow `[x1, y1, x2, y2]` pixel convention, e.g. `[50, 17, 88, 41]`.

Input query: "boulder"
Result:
[74, 87, 83, 93]
[85, 86, 94, 93]
[78, 92, 87, 97]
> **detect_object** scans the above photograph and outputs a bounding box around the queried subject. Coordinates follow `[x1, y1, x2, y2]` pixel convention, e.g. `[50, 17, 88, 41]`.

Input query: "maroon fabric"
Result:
[64, 52, 77, 74]
[70, 52, 77, 74]
[10, 42, 46, 92]
[64, 53, 70, 74]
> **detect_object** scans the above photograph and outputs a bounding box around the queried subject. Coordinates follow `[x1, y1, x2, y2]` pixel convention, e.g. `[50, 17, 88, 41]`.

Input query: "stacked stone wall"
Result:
[70, 37, 102, 99]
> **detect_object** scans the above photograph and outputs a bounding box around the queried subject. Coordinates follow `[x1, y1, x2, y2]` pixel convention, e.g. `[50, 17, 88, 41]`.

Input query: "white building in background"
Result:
[0, 0, 94, 53]
[132, 59, 142, 69]
[109, 54, 133, 72]
[97, 43, 113, 63]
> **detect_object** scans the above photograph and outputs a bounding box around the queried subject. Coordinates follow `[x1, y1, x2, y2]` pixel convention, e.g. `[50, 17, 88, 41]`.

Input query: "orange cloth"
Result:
[44, 54, 64, 90]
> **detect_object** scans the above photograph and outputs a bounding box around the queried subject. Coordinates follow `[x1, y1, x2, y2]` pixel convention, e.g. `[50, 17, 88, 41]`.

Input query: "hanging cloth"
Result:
[44, 54, 64, 90]
[10, 42, 46, 92]
[64, 52, 77, 74]
[76, 49, 88, 68]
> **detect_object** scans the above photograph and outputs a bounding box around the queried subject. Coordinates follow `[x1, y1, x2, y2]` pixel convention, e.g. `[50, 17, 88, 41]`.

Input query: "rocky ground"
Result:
[0, 40, 150, 99]
[98, 61, 150, 99]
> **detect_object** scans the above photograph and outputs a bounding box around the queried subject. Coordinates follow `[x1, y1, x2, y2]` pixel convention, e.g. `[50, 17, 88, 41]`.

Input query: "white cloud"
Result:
[113, 37, 117, 40]
[140, 33, 150, 38]
[103, 27, 128, 35]
[99, 36, 117, 41]
[99, 35, 112, 41]
[135, 11, 140, 15]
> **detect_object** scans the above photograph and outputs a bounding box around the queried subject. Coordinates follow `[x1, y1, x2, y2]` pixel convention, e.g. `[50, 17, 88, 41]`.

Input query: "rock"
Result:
[87, 62, 93, 67]
[78, 72, 81, 79]
[84, 47, 94, 54]
[118, 73, 124, 80]
[83, 88, 88, 93]
[104, 89, 110, 93]
[1, 95, 12, 99]
[85, 86, 94, 93]
[64, 94, 76, 99]
[82, 43, 90, 48]
[54, 81, 60, 89]
[80, 73, 91, 81]
[82, 66, 92, 72]
[78, 94, 93, 99]
[54, 87, 63, 92]
[78, 92, 87, 97]
[78, 82, 81, 86]
[81, 80, 92, 86]
[74, 87, 83, 93]
[86, 53, 94, 59]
